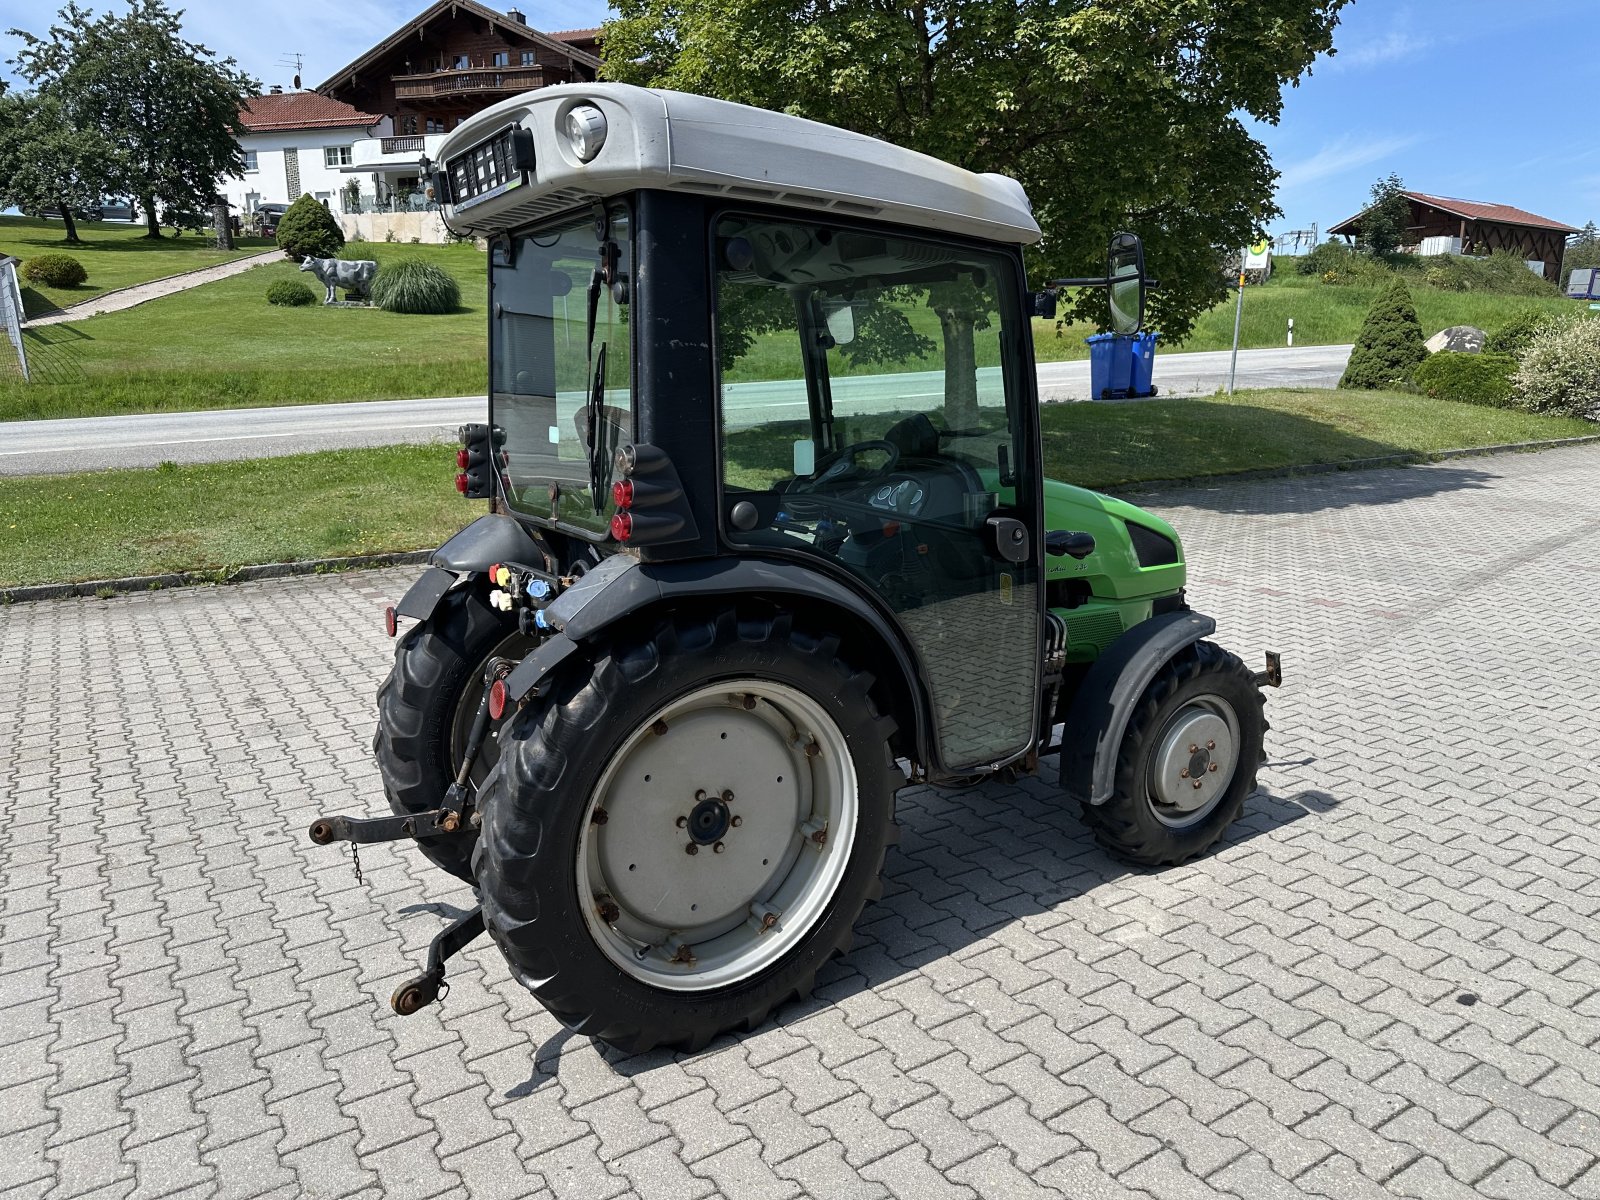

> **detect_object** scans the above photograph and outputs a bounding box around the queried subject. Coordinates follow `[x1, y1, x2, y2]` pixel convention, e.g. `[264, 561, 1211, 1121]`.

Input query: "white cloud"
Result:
[1277, 134, 1424, 192]
[1332, 28, 1434, 71]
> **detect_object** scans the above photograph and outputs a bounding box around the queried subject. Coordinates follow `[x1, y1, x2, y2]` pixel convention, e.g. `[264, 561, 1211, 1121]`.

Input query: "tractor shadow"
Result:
[1115, 459, 1500, 517]
[505, 769, 1342, 1091]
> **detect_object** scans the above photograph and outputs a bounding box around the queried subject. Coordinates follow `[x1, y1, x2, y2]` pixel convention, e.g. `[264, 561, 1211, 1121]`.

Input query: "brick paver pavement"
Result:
[4, 443, 1599, 1198]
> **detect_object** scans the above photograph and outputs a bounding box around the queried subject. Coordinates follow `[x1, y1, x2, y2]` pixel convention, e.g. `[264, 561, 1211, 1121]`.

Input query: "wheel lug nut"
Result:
[685, 843, 698, 855]
[1188, 743, 1199, 754]
[721, 789, 735, 802]
[713, 841, 725, 853]
[1207, 740, 1216, 750]
[1208, 763, 1219, 773]
[1192, 780, 1203, 790]
[731, 815, 743, 828]
[1179, 768, 1189, 778]
[694, 789, 707, 801]
[676, 815, 688, 828]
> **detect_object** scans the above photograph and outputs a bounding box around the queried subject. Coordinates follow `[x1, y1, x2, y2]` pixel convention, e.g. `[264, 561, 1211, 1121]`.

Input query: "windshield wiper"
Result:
[583, 263, 608, 514]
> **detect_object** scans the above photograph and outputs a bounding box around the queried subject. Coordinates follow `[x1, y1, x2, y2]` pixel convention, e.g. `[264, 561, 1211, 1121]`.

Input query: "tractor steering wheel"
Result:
[793, 439, 901, 492]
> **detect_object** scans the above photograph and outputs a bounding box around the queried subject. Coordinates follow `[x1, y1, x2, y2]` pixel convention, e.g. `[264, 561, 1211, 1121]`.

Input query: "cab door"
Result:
[714, 214, 1042, 772]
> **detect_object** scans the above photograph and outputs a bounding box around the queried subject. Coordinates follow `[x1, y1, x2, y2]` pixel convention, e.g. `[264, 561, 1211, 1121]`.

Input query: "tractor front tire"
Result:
[374, 583, 527, 882]
[473, 607, 900, 1053]
[1079, 640, 1264, 867]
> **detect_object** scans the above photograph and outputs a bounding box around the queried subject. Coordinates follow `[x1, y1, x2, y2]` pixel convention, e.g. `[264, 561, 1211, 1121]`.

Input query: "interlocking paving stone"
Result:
[4, 443, 1600, 1195]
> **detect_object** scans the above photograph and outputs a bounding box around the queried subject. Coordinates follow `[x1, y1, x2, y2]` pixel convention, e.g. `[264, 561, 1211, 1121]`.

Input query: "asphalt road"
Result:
[0, 343, 1352, 475]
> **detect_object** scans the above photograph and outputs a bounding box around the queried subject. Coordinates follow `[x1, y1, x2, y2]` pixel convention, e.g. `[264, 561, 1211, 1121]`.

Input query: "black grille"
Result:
[447, 127, 531, 211]
[1127, 521, 1179, 568]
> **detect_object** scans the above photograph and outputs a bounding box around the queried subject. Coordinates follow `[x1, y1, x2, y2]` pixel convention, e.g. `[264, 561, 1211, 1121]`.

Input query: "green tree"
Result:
[0, 90, 117, 244]
[1339, 276, 1427, 390]
[1562, 220, 1600, 280]
[276, 194, 345, 261]
[605, 0, 1352, 407]
[1359, 173, 1412, 258]
[9, 0, 258, 240]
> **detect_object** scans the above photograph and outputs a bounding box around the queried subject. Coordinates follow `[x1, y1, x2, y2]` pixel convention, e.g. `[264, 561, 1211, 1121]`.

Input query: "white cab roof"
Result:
[434, 83, 1040, 247]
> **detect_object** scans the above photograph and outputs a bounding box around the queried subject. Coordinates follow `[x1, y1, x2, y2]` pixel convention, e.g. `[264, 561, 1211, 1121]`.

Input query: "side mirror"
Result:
[1029, 290, 1058, 320]
[1107, 232, 1145, 336]
[820, 298, 856, 345]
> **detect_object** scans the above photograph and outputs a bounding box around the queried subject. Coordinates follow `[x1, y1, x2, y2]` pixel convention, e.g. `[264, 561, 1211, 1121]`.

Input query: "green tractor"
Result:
[309, 83, 1280, 1052]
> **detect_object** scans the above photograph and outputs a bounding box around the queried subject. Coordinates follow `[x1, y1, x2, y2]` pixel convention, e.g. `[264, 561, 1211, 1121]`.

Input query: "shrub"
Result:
[1297, 241, 1356, 276]
[1411, 351, 1518, 407]
[1414, 251, 1557, 297]
[1512, 316, 1600, 420]
[275, 193, 344, 261]
[370, 258, 461, 314]
[265, 279, 318, 307]
[23, 253, 88, 288]
[1339, 277, 1428, 390]
[1485, 311, 1553, 358]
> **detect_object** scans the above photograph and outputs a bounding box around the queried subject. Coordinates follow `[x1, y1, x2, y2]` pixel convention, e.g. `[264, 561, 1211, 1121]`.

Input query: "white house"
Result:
[220, 91, 390, 217]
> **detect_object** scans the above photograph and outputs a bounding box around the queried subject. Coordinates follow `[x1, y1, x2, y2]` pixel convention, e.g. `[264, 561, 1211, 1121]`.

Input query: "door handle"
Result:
[984, 515, 1031, 564]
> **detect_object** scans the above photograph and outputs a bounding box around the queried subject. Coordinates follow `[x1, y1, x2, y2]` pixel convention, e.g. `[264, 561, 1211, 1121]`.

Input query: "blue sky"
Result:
[2, 0, 1594, 240]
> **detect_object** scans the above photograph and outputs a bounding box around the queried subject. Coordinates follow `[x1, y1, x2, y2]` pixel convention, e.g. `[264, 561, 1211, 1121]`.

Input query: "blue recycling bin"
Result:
[1086, 331, 1160, 399]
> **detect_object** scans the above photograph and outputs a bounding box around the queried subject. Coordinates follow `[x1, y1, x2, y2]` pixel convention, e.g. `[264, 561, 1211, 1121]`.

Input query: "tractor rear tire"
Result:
[473, 607, 900, 1053]
[374, 583, 528, 882]
[1078, 640, 1264, 867]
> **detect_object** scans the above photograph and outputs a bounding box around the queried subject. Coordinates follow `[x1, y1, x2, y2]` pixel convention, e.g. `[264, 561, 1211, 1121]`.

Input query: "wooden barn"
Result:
[1328, 191, 1578, 282]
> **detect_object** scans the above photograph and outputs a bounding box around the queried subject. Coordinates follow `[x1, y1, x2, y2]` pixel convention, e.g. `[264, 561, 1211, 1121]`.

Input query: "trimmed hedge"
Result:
[276, 193, 345, 261]
[1340, 277, 1428, 390]
[266, 279, 318, 307]
[370, 258, 461, 314]
[23, 253, 88, 288]
[1411, 351, 1517, 408]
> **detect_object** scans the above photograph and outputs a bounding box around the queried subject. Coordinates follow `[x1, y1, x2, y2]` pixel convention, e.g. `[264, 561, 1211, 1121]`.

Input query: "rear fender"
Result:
[502, 555, 936, 769]
[395, 516, 550, 623]
[1059, 610, 1217, 806]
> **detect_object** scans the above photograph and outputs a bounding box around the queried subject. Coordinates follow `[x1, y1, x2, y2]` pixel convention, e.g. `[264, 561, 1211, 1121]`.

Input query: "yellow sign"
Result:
[1249, 239, 1271, 256]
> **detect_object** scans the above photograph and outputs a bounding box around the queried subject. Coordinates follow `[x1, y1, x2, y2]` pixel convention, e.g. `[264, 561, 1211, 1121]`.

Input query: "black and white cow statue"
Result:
[299, 256, 378, 304]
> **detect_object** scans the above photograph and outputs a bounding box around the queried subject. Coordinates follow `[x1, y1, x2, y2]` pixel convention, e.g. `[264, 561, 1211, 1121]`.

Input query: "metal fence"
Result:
[0, 255, 28, 381]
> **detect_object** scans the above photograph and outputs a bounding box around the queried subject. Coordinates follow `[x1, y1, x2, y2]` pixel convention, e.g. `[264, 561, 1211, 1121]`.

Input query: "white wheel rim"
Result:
[576, 679, 859, 991]
[1146, 695, 1240, 829]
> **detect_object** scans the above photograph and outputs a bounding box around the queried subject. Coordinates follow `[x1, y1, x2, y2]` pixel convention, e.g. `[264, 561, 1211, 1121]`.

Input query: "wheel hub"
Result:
[1149, 700, 1238, 824]
[687, 795, 731, 845]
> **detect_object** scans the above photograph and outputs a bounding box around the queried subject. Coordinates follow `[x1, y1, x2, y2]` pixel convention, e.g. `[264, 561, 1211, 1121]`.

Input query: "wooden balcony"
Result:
[393, 67, 546, 102]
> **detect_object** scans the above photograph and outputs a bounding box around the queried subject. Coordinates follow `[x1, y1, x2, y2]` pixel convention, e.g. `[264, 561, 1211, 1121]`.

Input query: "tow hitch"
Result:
[1254, 651, 1283, 689]
[308, 655, 515, 1014]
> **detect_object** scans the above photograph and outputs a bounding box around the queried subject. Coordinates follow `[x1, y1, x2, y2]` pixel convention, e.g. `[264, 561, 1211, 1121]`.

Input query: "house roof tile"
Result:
[240, 92, 381, 133]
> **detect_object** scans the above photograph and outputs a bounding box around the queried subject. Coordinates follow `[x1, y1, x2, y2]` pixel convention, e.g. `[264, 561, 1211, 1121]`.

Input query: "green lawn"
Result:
[4, 389, 1592, 588]
[0, 215, 275, 318]
[2, 241, 487, 420]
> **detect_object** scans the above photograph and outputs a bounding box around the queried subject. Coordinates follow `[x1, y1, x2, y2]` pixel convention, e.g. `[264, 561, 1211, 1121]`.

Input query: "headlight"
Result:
[563, 104, 607, 163]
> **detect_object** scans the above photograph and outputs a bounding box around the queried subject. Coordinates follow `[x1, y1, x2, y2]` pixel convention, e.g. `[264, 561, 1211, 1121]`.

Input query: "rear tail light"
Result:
[610, 510, 633, 541]
[455, 472, 469, 494]
[456, 448, 469, 469]
[611, 479, 634, 508]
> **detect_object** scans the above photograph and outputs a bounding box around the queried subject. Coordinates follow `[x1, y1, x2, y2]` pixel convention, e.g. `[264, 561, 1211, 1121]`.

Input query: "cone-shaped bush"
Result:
[370, 259, 461, 314]
[276, 194, 345, 261]
[1339, 276, 1427, 389]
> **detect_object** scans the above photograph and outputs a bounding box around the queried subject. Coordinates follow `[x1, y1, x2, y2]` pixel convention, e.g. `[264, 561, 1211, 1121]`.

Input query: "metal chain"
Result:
[349, 840, 364, 886]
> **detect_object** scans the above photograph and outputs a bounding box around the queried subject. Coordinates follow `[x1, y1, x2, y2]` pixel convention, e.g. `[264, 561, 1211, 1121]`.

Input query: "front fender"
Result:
[1059, 610, 1217, 806]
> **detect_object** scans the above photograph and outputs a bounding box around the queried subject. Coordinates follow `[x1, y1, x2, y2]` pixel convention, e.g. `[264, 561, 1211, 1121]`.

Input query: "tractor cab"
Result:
[312, 84, 1277, 1052]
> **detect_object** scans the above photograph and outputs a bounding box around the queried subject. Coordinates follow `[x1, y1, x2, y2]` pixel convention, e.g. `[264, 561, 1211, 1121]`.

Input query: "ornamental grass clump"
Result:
[1339, 276, 1427, 390]
[23, 253, 88, 288]
[1512, 316, 1600, 420]
[265, 279, 318, 307]
[370, 259, 461, 314]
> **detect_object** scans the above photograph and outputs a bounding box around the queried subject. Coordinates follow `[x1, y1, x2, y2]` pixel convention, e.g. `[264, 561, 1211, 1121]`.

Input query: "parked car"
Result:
[256, 203, 291, 237]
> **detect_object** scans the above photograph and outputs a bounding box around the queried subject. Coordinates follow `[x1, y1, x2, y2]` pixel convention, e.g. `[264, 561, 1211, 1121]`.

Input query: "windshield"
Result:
[490, 205, 632, 537]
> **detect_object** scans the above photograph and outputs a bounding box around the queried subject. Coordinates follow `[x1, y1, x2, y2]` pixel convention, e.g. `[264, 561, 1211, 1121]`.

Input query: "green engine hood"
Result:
[1043, 478, 1185, 601]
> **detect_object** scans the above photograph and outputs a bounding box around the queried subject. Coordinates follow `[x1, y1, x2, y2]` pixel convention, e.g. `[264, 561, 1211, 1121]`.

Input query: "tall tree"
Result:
[9, 0, 258, 239]
[0, 90, 116, 244]
[1359, 173, 1412, 258]
[606, 0, 1350, 359]
[1563, 220, 1600, 279]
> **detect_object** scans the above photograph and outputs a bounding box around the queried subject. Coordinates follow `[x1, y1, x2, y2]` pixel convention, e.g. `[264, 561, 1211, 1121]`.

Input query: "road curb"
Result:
[1110, 432, 1600, 495]
[2, 549, 435, 606]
